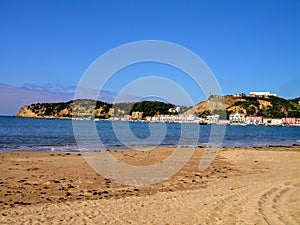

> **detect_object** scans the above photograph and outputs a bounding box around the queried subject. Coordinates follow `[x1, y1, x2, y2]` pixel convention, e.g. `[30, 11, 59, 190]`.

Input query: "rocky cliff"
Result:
[16, 99, 113, 119]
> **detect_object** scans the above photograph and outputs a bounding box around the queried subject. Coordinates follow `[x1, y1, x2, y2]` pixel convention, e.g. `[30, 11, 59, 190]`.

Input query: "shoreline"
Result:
[3, 115, 300, 126]
[1, 143, 299, 154]
[82, 118, 300, 127]
[1, 146, 299, 224]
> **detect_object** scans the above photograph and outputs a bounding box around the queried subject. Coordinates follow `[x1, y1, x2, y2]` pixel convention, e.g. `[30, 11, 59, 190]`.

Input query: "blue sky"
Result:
[0, 0, 299, 114]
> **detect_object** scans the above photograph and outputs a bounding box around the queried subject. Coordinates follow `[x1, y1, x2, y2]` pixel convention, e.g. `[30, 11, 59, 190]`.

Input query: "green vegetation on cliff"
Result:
[129, 101, 176, 117]
[17, 99, 113, 119]
[16, 100, 179, 119]
[195, 95, 300, 119]
[228, 96, 300, 118]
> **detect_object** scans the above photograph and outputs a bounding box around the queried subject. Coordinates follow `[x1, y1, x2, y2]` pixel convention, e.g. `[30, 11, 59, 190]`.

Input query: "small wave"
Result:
[0, 144, 79, 153]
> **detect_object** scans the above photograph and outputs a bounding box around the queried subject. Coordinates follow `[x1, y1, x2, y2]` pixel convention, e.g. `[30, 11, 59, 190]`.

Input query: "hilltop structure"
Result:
[248, 91, 277, 97]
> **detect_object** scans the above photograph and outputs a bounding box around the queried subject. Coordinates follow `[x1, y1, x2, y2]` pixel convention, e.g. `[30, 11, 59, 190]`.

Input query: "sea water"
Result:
[0, 116, 299, 152]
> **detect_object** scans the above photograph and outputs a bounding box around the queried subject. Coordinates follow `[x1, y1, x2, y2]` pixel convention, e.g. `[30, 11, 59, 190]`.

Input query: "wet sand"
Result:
[0, 146, 299, 224]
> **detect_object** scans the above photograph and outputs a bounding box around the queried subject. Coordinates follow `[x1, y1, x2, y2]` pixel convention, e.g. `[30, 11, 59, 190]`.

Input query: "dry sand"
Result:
[0, 146, 299, 224]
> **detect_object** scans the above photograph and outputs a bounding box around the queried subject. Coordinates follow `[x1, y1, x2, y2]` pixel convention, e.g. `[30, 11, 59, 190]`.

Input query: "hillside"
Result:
[16, 100, 185, 119]
[16, 99, 113, 119]
[188, 95, 300, 119]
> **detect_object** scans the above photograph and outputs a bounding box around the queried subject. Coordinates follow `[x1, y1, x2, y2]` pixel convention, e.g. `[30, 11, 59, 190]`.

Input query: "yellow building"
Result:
[131, 111, 143, 120]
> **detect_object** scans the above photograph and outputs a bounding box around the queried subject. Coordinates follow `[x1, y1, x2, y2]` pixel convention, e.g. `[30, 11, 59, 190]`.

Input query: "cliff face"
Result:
[17, 106, 41, 118]
[188, 95, 300, 119]
[16, 99, 113, 119]
[185, 96, 241, 116]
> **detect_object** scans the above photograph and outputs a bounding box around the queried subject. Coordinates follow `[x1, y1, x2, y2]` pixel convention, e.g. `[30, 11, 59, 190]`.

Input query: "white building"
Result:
[186, 114, 196, 121]
[206, 114, 220, 124]
[150, 114, 197, 122]
[234, 93, 246, 97]
[229, 112, 246, 123]
[248, 92, 277, 97]
[245, 116, 263, 125]
[151, 115, 160, 122]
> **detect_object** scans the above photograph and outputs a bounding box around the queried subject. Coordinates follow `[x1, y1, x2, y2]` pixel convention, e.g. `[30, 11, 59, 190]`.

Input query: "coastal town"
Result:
[113, 92, 300, 126]
[114, 110, 300, 126]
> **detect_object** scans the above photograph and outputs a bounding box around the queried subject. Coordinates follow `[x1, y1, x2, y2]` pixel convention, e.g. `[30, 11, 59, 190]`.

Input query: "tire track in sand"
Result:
[257, 181, 300, 225]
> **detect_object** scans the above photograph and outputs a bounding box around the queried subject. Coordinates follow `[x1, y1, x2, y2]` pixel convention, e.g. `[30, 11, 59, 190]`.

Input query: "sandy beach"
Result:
[0, 146, 299, 224]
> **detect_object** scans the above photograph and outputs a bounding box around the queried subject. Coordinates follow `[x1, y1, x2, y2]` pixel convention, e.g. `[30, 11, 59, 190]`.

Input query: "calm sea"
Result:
[0, 116, 299, 152]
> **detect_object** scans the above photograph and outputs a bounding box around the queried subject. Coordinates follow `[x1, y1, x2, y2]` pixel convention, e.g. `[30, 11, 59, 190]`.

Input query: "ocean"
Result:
[0, 116, 299, 152]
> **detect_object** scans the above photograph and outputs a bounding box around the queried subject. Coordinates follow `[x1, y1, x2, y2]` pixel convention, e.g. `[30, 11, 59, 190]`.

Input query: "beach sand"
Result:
[0, 146, 299, 224]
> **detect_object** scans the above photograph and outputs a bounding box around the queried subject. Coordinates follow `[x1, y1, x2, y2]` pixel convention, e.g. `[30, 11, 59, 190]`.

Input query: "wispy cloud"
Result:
[22, 83, 76, 94]
[21, 83, 139, 102]
[0, 83, 73, 115]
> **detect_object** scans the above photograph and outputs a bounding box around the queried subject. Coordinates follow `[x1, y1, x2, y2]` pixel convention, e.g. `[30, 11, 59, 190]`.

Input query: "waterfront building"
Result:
[245, 116, 263, 125]
[229, 112, 246, 123]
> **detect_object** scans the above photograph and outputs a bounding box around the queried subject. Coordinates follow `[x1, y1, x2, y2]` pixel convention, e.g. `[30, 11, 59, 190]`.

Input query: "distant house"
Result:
[234, 93, 246, 97]
[131, 111, 143, 120]
[271, 119, 282, 126]
[186, 114, 196, 121]
[248, 92, 277, 98]
[124, 115, 132, 120]
[150, 114, 197, 122]
[282, 118, 296, 125]
[229, 112, 245, 123]
[245, 116, 263, 125]
[206, 114, 220, 124]
[248, 93, 256, 97]
[178, 114, 186, 121]
[152, 115, 160, 122]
